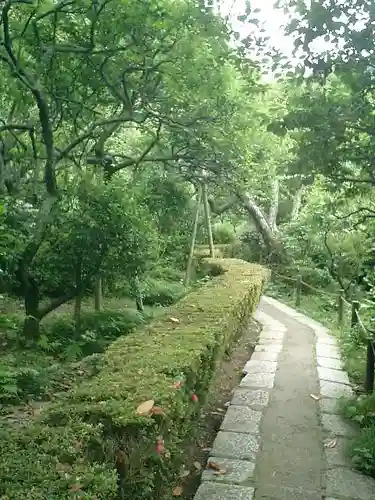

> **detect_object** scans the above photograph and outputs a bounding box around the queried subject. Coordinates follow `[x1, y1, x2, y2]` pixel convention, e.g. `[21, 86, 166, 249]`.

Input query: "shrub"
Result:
[212, 222, 236, 244]
[142, 278, 186, 306]
[40, 310, 144, 359]
[340, 394, 375, 477]
[0, 258, 269, 500]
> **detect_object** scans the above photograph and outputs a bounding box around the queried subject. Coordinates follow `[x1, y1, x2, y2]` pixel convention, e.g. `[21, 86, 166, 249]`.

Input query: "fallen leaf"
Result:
[213, 468, 227, 476]
[206, 460, 221, 471]
[310, 393, 320, 401]
[193, 461, 202, 471]
[216, 408, 225, 413]
[70, 484, 83, 492]
[324, 438, 337, 449]
[172, 485, 183, 496]
[169, 317, 180, 324]
[150, 406, 165, 416]
[136, 400, 155, 415]
[210, 411, 223, 416]
[224, 401, 231, 407]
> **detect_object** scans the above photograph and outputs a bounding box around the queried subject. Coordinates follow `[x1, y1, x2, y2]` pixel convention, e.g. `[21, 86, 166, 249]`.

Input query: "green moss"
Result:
[0, 258, 269, 500]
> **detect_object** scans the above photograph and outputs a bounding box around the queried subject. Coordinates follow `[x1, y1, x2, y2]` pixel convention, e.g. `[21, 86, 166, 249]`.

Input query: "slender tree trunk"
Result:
[74, 261, 83, 331]
[268, 177, 279, 232]
[0, 149, 6, 194]
[94, 275, 102, 311]
[290, 185, 304, 221]
[133, 274, 144, 313]
[202, 182, 214, 257]
[184, 185, 202, 286]
[23, 275, 41, 338]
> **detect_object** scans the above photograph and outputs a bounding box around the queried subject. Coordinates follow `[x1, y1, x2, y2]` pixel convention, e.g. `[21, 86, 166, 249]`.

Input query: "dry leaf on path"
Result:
[310, 393, 320, 401]
[179, 468, 190, 478]
[206, 460, 221, 471]
[136, 400, 154, 415]
[172, 485, 183, 496]
[193, 461, 202, 471]
[169, 317, 180, 324]
[213, 468, 227, 476]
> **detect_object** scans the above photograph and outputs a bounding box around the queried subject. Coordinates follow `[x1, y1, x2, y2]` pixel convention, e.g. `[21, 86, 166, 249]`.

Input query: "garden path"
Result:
[193, 296, 375, 500]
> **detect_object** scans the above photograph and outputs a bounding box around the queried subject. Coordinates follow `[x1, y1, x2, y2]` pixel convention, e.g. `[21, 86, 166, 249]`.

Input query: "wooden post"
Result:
[295, 274, 302, 307]
[184, 186, 202, 287]
[365, 339, 375, 394]
[202, 182, 214, 258]
[351, 301, 360, 328]
[338, 289, 344, 326]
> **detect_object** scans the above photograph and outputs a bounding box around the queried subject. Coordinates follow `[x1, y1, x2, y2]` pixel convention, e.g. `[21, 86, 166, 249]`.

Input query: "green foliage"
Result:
[340, 394, 375, 477]
[212, 222, 237, 244]
[142, 278, 186, 307]
[0, 259, 268, 500]
[41, 310, 144, 359]
[33, 182, 157, 298]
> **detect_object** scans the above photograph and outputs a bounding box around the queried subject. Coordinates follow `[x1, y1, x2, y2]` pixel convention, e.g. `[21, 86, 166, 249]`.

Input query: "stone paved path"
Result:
[194, 296, 375, 500]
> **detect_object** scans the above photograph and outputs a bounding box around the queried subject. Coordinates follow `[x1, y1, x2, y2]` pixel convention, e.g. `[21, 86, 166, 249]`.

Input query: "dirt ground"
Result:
[175, 316, 262, 499]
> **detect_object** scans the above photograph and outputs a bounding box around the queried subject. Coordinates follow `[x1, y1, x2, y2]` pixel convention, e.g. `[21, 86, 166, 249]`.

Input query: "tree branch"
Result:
[207, 197, 237, 215]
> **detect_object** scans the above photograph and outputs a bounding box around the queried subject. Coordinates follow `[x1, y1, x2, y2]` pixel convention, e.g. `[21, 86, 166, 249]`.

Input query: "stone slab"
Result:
[259, 331, 285, 342]
[240, 372, 275, 389]
[324, 437, 350, 467]
[317, 356, 343, 370]
[322, 413, 356, 437]
[318, 367, 350, 385]
[201, 457, 255, 484]
[243, 360, 277, 375]
[231, 388, 270, 408]
[319, 380, 353, 398]
[316, 343, 341, 359]
[258, 337, 283, 345]
[195, 482, 255, 500]
[319, 398, 340, 415]
[254, 484, 321, 500]
[255, 344, 282, 353]
[221, 406, 262, 434]
[211, 431, 259, 460]
[250, 350, 279, 362]
[325, 467, 375, 499]
[317, 335, 338, 346]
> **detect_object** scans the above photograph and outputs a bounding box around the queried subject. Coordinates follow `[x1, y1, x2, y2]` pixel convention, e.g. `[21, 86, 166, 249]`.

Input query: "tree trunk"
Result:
[240, 192, 285, 261]
[133, 274, 144, 313]
[290, 185, 304, 221]
[94, 275, 102, 311]
[184, 185, 202, 286]
[202, 182, 214, 257]
[74, 294, 83, 330]
[22, 275, 41, 338]
[74, 261, 83, 331]
[268, 177, 279, 232]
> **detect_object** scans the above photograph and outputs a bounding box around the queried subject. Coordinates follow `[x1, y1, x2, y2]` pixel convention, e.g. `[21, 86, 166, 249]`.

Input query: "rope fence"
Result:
[272, 271, 375, 394]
